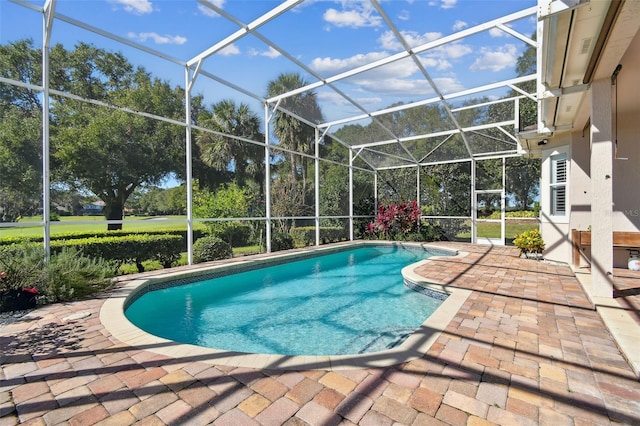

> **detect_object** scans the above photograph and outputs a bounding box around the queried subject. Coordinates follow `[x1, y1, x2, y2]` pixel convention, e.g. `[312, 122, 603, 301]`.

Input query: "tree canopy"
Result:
[1, 37, 540, 235]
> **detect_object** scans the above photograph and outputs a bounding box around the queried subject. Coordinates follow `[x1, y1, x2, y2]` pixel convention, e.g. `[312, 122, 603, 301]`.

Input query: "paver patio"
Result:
[1, 243, 640, 425]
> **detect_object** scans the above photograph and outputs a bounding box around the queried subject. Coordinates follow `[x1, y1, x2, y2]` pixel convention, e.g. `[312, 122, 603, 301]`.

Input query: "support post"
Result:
[501, 157, 506, 245]
[590, 78, 614, 298]
[315, 127, 320, 246]
[264, 103, 272, 253]
[416, 165, 421, 227]
[471, 159, 477, 243]
[42, 0, 56, 260]
[374, 171, 378, 214]
[349, 149, 354, 241]
[184, 67, 194, 265]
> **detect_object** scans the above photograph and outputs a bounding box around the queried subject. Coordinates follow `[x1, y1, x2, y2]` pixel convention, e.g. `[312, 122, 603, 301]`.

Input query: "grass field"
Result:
[1, 216, 539, 240]
[0, 215, 195, 238]
[457, 221, 539, 240]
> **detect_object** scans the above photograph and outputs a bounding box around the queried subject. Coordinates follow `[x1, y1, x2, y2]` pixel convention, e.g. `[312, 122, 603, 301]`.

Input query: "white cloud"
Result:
[356, 76, 463, 97]
[249, 46, 281, 59]
[441, 0, 457, 9]
[310, 51, 391, 75]
[313, 54, 441, 97]
[432, 43, 472, 60]
[398, 10, 410, 21]
[354, 78, 427, 95]
[354, 96, 383, 106]
[419, 56, 452, 71]
[127, 32, 187, 45]
[109, 0, 153, 15]
[412, 43, 472, 71]
[379, 30, 441, 50]
[432, 76, 465, 93]
[453, 20, 467, 31]
[198, 0, 225, 17]
[323, 1, 382, 28]
[218, 44, 240, 56]
[470, 44, 518, 72]
[352, 75, 463, 97]
[489, 27, 507, 37]
[317, 91, 352, 105]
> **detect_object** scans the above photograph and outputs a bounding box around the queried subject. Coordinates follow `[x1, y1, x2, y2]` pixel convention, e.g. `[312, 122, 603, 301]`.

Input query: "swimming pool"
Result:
[125, 244, 448, 356]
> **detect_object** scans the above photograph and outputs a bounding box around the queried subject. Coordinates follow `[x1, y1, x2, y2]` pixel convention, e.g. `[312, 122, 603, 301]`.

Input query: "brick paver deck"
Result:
[2, 243, 640, 425]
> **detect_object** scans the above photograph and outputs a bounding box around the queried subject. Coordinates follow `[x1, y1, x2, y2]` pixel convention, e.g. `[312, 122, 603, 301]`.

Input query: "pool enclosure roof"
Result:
[6, 0, 548, 170]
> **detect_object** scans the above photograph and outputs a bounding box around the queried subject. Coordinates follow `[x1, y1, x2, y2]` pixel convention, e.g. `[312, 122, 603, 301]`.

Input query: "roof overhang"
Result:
[519, 0, 640, 155]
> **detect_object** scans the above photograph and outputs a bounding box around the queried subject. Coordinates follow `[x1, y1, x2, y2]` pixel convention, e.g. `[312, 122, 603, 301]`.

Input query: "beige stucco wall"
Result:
[540, 29, 640, 268]
[539, 135, 572, 264]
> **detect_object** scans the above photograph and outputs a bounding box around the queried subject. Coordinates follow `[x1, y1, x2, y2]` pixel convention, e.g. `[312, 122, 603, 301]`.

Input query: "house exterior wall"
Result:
[609, 29, 640, 267]
[540, 136, 571, 264]
[540, 29, 640, 268]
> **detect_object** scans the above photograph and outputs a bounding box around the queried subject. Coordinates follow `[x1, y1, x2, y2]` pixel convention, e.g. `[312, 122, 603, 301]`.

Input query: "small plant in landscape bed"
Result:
[192, 236, 233, 263]
[42, 247, 114, 303]
[513, 229, 545, 257]
[0, 245, 114, 312]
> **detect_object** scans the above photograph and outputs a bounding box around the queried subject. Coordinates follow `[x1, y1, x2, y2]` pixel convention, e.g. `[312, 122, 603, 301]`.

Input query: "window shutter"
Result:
[550, 154, 567, 216]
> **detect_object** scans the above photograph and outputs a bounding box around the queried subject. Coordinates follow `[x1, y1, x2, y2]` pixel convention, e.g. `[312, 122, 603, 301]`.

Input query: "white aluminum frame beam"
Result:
[188, 0, 304, 67]
[320, 74, 536, 130]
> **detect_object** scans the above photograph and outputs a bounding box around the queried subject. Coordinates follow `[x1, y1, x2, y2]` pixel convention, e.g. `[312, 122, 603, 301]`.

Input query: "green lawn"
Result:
[0, 215, 193, 238]
[2, 215, 538, 240]
[456, 221, 539, 240]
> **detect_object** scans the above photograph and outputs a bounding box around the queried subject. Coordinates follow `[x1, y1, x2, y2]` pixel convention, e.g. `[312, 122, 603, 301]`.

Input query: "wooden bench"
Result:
[571, 230, 640, 266]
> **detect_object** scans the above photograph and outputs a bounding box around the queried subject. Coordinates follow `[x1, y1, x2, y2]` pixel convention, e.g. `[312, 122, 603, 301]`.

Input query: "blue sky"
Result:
[1, 0, 537, 124]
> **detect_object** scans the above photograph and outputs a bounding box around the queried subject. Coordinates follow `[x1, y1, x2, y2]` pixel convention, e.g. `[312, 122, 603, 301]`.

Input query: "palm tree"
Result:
[196, 99, 264, 190]
[265, 73, 323, 197]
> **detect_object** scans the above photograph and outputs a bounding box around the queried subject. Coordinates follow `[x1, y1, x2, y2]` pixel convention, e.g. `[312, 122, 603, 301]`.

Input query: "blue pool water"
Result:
[125, 245, 446, 356]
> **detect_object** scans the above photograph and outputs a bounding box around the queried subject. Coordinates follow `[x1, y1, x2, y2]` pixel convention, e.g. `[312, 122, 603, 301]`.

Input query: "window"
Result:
[550, 153, 567, 216]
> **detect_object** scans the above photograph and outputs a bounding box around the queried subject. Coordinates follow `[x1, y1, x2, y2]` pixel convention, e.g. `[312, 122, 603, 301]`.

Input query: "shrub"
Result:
[271, 232, 294, 252]
[192, 236, 232, 263]
[421, 222, 448, 241]
[50, 234, 184, 273]
[365, 201, 421, 240]
[42, 247, 113, 303]
[320, 227, 346, 244]
[211, 223, 252, 247]
[1, 233, 190, 274]
[0, 228, 206, 248]
[488, 210, 539, 219]
[0, 245, 114, 310]
[290, 226, 345, 247]
[290, 226, 316, 247]
[0, 245, 44, 294]
[513, 229, 545, 254]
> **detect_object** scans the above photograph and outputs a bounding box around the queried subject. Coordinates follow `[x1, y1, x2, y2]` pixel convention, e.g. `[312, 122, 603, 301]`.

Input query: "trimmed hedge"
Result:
[0, 228, 206, 247]
[487, 210, 539, 219]
[2, 234, 184, 273]
[290, 226, 345, 247]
